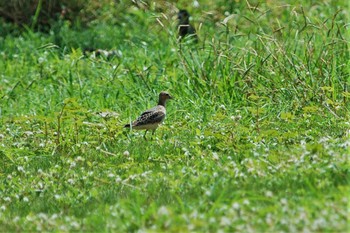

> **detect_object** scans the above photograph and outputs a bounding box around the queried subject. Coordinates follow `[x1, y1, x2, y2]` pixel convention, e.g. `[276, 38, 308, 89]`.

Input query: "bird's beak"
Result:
[169, 95, 173, 100]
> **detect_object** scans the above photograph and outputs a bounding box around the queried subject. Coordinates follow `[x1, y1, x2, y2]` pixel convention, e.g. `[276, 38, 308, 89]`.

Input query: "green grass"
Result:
[0, 0, 349, 232]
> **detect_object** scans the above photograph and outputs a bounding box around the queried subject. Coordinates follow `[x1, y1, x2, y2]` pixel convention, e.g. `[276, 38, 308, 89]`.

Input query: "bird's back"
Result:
[131, 105, 166, 129]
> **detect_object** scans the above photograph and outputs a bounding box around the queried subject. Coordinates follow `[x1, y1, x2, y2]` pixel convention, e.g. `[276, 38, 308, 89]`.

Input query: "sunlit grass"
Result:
[0, 0, 349, 232]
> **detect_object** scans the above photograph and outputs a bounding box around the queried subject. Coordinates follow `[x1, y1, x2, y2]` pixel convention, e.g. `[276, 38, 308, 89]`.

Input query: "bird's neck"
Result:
[158, 100, 166, 106]
[180, 20, 189, 25]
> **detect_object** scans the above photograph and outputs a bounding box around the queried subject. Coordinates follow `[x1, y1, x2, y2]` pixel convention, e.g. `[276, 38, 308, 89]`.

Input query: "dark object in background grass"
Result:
[177, 9, 198, 42]
[124, 91, 173, 139]
[83, 48, 121, 60]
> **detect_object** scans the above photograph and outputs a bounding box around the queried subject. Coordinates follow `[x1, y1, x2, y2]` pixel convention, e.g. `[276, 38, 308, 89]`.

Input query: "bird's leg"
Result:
[151, 130, 156, 139]
[143, 130, 148, 140]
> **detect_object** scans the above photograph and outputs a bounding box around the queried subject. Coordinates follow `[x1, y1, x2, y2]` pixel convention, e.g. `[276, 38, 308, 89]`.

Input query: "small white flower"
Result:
[265, 190, 273, 197]
[190, 210, 198, 219]
[70, 162, 76, 168]
[232, 202, 240, 210]
[24, 131, 34, 136]
[231, 115, 242, 121]
[71, 221, 80, 229]
[193, 0, 200, 8]
[17, 166, 25, 173]
[67, 179, 75, 185]
[188, 224, 195, 231]
[247, 167, 255, 173]
[265, 213, 273, 224]
[205, 190, 211, 196]
[280, 198, 288, 205]
[157, 206, 169, 216]
[115, 177, 122, 183]
[220, 216, 231, 226]
[38, 213, 48, 220]
[141, 171, 151, 177]
[38, 57, 45, 64]
[243, 199, 250, 205]
[212, 152, 219, 160]
[23, 197, 29, 202]
[38, 182, 44, 189]
[123, 150, 130, 157]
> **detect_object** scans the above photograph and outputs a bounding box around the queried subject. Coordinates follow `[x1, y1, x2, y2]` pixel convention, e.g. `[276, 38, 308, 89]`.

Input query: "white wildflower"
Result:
[265, 190, 273, 197]
[232, 202, 240, 210]
[17, 166, 25, 173]
[71, 221, 80, 229]
[115, 177, 122, 183]
[67, 179, 75, 185]
[193, 0, 200, 8]
[280, 198, 288, 205]
[212, 152, 219, 160]
[243, 199, 250, 205]
[70, 161, 76, 168]
[220, 216, 231, 226]
[205, 190, 211, 196]
[157, 206, 169, 216]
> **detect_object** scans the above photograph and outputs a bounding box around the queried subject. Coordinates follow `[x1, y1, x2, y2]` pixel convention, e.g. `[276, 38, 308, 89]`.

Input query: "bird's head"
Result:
[178, 9, 190, 23]
[159, 91, 173, 105]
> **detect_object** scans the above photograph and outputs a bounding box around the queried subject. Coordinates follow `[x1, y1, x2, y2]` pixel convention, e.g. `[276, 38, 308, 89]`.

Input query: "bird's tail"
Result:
[124, 124, 131, 128]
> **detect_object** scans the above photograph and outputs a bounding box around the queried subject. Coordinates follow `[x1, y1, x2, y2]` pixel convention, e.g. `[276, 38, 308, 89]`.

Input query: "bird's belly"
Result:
[133, 122, 160, 130]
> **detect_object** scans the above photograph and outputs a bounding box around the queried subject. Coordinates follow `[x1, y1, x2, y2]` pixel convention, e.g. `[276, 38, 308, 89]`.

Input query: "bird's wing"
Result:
[133, 109, 165, 126]
[138, 106, 157, 118]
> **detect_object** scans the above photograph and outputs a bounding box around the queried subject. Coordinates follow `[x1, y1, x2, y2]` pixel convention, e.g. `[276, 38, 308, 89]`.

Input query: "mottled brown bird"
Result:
[177, 9, 198, 42]
[124, 91, 173, 138]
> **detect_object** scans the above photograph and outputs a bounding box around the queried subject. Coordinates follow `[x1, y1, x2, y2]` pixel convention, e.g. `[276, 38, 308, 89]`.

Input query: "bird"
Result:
[124, 91, 173, 139]
[177, 9, 198, 42]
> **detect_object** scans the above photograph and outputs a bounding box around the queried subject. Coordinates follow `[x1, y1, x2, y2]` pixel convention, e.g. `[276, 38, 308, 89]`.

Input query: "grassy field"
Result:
[0, 0, 349, 232]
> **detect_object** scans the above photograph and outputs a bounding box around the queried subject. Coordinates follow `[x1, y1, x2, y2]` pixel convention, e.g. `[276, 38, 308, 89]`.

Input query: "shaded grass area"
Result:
[0, 0, 349, 232]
